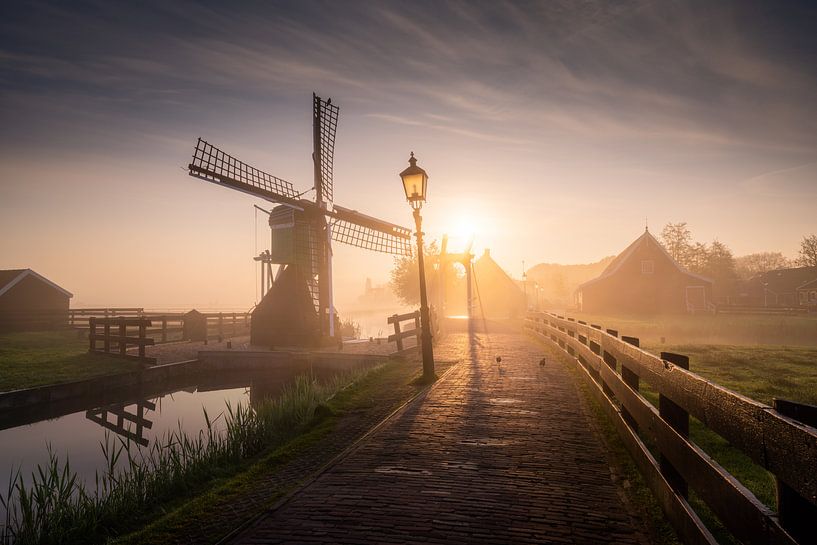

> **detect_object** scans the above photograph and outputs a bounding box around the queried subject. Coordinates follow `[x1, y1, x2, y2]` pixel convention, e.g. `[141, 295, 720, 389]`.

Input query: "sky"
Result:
[1, 0, 816, 309]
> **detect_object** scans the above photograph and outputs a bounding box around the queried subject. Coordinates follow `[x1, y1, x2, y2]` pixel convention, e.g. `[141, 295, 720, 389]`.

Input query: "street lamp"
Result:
[399, 152, 435, 380]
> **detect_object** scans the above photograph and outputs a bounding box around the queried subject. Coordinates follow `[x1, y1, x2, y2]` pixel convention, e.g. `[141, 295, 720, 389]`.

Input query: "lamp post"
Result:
[399, 152, 435, 380]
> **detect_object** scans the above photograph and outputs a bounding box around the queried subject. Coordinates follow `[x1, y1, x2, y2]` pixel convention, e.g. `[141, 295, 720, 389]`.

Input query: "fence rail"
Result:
[387, 311, 421, 355]
[89, 317, 156, 364]
[525, 311, 816, 545]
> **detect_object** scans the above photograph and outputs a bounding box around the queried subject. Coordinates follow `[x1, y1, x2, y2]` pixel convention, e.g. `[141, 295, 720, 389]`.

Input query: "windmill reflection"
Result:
[85, 399, 155, 447]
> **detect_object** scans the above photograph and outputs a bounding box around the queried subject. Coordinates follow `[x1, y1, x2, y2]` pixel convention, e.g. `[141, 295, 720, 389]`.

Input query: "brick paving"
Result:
[229, 332, 648, 544]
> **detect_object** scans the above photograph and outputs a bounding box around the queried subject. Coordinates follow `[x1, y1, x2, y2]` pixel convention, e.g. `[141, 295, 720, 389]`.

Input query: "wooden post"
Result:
[218, 312, 223, 342]
[232, 313, 237, 335]
[659, 351, 690, 498]
[602, 329, 618, 399]
[414, 311, 421, 347]
[138, 320, 147, 359]
[774, 398, 817, 544]
[392, 315, 404, 351]
[89, 317, 96, 351]
[621, 336, 641, 431]
[103, 320, 111, 353]
[161, 317, 167, 343]
[119, 317, 127, 356]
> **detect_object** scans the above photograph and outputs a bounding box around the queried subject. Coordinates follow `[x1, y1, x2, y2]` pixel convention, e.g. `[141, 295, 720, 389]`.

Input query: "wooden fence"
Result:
[525, 311, 816, 545]
[387, 311, 421, 356]
[70, 309, 250, 343]
[89, 317, 156, 364]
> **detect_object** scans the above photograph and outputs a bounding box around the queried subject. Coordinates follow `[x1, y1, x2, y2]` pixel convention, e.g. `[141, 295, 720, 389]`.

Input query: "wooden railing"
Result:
[525, 311, 817, 545]
[387, 311, 421, 355]
[71, 309, 250, 343]
[89, 317, 156, 364]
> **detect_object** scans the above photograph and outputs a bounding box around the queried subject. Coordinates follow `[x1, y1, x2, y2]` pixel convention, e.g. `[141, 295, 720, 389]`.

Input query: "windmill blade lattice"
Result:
[189, 139, 299, 204]
[329, 205, 412, 255]
[314, 95, 339, 205]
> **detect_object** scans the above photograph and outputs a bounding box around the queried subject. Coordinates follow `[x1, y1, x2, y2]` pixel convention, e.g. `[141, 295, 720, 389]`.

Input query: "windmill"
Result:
[186, 93, 412, 346]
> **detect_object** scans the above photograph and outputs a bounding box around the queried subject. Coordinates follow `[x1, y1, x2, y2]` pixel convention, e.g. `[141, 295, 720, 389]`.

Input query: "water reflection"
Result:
[85, 399, 155, 447]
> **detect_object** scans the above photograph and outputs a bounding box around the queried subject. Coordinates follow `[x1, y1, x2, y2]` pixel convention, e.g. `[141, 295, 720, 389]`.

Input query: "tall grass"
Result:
[0, 368, 374, 545]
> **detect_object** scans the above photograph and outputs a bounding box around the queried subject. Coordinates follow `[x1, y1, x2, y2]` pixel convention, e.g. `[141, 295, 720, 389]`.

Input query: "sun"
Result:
[449, 214, 477, 240]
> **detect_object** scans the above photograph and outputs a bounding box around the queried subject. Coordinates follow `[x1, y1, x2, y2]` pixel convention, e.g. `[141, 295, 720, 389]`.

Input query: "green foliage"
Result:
[0, 368, 375, 545]
[389, 240, 439, 306]
[0, 331, 140, 392]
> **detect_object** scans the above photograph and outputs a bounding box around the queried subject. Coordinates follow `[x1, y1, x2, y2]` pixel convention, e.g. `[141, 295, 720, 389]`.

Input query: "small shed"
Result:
[576, 230, 713, 314]
[0, 269, 73, 331]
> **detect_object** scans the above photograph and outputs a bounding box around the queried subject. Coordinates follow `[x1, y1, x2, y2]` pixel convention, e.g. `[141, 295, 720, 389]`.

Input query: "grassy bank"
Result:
[569, 312, 817, 347]
[1, 356, 435, 544]
[0, 331, 139, 392]
[112, 356, 435, 545]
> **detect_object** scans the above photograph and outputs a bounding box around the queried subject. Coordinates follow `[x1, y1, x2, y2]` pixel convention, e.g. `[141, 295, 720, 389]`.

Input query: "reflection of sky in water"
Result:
[0, 386, 250, 516]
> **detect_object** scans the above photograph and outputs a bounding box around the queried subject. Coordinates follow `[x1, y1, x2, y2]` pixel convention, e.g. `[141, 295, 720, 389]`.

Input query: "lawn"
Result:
[568, 311, 817, 347]
[0, 330, 140, 392]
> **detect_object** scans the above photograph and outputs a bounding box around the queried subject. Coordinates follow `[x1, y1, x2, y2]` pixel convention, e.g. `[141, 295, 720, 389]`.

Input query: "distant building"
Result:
[798, 278, 817, 308]
[473, 249, 527, 318]
[576, 230, 714, 314]
[739, 266, 817, 307]
[0, 269, 73, 331]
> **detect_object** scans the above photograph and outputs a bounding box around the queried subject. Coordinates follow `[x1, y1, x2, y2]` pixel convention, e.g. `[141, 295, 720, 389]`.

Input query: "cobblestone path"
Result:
[230, 332, 648, 544]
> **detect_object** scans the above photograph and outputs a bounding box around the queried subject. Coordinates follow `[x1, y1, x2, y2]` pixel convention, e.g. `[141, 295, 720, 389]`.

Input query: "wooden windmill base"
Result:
[250, 266, 321, 349]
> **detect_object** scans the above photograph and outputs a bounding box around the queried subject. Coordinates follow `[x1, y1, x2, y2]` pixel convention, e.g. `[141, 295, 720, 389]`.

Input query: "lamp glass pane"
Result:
[402, 172, 426, 200]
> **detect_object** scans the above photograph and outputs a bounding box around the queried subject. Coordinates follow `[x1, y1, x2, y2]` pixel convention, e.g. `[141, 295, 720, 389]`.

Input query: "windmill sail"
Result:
[188, 139, 301, 207]
[313, 94, 339, 207]
[329, 205, 412, 256]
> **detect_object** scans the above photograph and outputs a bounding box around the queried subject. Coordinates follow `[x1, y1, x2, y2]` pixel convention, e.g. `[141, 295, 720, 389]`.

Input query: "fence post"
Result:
[232, 313, 237, 335]
[218, 312, 223, 342]
[659, 351, 690, 498]
[104, 320, 111, 353]
[414, 311, 421, 347]
[392, 315, 403, 351]
[161, 317, 167, 343]
[621, 336, 641, 431]
[602, 329, 618, 399]
[773, 398, 817, 544]
[138, 320, 147, 358]
[89, 317, 96, 351]
[119, 317, 127, 356]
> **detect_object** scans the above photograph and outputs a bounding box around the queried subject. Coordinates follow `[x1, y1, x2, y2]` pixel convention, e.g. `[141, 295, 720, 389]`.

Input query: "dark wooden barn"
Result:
[738, 266, 817, 308]
[576, 230, 713, 314]
[0, 269, 73, 331]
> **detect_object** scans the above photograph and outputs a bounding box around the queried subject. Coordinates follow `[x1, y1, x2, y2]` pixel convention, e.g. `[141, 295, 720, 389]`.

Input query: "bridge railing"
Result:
[525, 311, 816, 545]
[387, 311, 421, 356]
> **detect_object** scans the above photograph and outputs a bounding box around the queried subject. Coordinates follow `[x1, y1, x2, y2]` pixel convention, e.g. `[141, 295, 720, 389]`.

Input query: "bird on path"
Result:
[495, 356, 502, 364]
[539, 357, 547, 367]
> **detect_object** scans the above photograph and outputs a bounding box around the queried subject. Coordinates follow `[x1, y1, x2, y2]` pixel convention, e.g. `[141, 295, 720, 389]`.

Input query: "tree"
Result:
[389, 241, 439, 306]
[702, 240, 738, 297]
[735, 252, 791, 279]
[660, 223, 693, 265]
[797, 234, 817, 267]
[686, 242, 709, 273]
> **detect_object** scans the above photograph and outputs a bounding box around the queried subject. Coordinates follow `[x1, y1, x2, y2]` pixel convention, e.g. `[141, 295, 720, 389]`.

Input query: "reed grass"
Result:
[0, 367, 374, 545]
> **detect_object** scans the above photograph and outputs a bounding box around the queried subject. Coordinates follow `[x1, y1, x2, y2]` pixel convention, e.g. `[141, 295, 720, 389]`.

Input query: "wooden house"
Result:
[473, 249, 527, 318]
[576, 230, 713, 314]
[0, 269, 73, 331]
